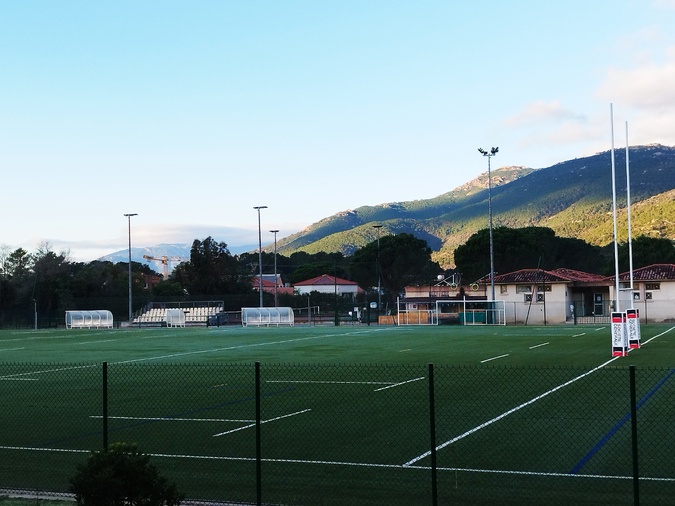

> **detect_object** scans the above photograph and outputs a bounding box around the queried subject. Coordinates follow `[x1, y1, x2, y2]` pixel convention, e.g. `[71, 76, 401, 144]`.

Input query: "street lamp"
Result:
[253, 206, 267, 308]
[372, 225, 382, 315]
[270, 229, 279, 307]
[478, 147, 498, 301]
[123, 213, 138, 322]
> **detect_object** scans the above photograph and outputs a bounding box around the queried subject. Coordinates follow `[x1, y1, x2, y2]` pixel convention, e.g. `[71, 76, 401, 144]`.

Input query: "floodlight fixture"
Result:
[123, 213, 138, 322]
[254, 206, 268, 307]
[270, 229, 279, 307]
[372, 225, 383, 314]
[477, 147, 499, 302]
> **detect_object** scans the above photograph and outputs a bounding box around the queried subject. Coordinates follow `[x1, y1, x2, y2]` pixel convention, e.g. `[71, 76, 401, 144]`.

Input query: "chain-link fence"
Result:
[1, 362, 673, 505]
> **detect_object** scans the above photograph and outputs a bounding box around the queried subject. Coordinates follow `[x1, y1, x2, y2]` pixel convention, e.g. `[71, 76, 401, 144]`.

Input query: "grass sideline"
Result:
[1, 323, 674, 505]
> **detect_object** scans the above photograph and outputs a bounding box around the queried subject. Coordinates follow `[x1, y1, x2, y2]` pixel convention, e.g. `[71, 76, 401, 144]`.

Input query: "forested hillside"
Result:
[275, 145, 675, 268]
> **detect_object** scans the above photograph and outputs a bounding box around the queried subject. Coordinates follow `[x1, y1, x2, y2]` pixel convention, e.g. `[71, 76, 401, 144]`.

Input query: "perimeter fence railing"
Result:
[1, 362, 673, 505]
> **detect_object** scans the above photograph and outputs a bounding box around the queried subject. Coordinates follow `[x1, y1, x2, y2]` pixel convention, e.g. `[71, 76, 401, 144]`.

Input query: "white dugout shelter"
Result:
[165, 308, 186, 327]
[241, 307, 294, 327]
[65, 310, 114, 329]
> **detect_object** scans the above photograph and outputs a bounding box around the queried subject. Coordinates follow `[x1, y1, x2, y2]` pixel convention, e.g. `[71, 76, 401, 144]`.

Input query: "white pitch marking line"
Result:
[213, 409, 311, 437]
[374, 377, 425, 392]
[399, 349, 411, 352]
[267, 380, 393, 386]
[594, 327, 605, 332]
[90, 415, 255, 423]
[572, 333, 586, 338]
[403, 356, 621, 467]
[0, 347, 25, 352]
[76, 339, 115, 345]
[481, 354, 509, 363]
[0, 364, 97, 380]
[529, 342, 549, 349]
[115, 332, 354, 364]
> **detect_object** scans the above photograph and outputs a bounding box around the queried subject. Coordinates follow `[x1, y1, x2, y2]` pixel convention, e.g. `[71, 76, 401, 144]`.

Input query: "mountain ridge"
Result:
[274, 144, 675, 268]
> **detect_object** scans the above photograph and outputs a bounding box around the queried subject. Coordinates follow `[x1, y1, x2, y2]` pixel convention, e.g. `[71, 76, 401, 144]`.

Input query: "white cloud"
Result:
[598, 58, 675, 108]
[504, 100, 587, 128]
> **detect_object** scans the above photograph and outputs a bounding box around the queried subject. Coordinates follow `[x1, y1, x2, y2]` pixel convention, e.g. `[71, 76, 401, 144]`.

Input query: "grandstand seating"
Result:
[132, 302, 223, 326]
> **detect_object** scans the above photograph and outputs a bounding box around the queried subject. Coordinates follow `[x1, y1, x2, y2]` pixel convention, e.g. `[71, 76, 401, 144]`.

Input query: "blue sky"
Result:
[2, 0, 675, 261]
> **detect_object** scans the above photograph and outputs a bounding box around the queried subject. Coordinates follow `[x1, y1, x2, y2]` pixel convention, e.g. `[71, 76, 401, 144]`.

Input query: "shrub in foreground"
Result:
[69, 442, 184, 506]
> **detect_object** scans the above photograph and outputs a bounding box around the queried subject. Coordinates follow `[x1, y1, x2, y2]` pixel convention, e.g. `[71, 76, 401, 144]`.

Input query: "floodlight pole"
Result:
[254, 206, 267, 308]
[373, 225, 382, 313]
[124, 213, 138, 322]
[270, 229, 279, 307]
[478, 147, 498, 302]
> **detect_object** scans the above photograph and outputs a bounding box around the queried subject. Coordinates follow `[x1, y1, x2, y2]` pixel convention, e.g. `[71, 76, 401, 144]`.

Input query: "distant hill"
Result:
[274, 145, 675, 268]
[98, 244, 191, 274]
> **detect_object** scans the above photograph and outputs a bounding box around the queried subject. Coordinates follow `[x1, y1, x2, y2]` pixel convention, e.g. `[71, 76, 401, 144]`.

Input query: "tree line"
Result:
[1, 229, 672, 328]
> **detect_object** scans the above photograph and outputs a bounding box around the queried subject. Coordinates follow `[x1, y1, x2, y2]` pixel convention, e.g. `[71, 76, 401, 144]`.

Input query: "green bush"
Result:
[69, 443, 184, 506]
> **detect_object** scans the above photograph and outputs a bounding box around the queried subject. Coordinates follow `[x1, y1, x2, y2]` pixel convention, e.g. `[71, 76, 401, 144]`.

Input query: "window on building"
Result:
[645, 283, 660, 291]
[517, 285, 531, 293]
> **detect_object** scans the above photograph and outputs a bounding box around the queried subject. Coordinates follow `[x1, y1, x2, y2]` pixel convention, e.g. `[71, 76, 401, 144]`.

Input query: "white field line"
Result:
[403, 325, 675, 468]
[480, 354, 509, 363]
[403, 356, 621, 467]
[529, 342, 549, 349]
[89, 415, 255, 423]
[374, 377, 425, 392]
[267, 380, 393, 386]
[0, 364, 97, 380]
[594, 327, 605, 331]
[572, 333, 586, 337]
[116, 330, 382, 364]
[213, 409, 311, 437]
[2, 444, 674, 483]
[0, 347, 25, 352]
[641, 325, 674, 344]
[76, 339, 115, 345]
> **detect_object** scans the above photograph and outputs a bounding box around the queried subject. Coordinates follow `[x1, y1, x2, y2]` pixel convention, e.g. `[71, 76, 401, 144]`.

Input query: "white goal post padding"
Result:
[65, 310, 114, 329]
[165, 308, 186, 327]
[241, 307, 295, 327]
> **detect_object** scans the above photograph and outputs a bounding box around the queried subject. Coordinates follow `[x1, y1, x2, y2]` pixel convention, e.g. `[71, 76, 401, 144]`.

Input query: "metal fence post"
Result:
[429, 363, 437, 506]
[102, 361, 108, 452]
[255, 361, 262, 506]
[629, 365, 640, 506]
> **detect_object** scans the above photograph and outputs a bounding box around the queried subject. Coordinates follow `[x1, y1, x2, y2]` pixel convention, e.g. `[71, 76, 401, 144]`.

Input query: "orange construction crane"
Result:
[142, 255, 183, 280]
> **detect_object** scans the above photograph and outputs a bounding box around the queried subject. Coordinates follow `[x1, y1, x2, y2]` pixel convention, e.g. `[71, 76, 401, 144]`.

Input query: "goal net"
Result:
[452, 299, 506, 326]
[397, 299, 506, 326]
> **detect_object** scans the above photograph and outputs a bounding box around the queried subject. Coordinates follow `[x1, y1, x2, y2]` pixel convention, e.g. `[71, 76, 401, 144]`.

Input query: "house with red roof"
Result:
[293, 274, 363, 298]
[401, 264, 675, 325]
[614, 264, 675, 323]
[488, 268, 610, 324]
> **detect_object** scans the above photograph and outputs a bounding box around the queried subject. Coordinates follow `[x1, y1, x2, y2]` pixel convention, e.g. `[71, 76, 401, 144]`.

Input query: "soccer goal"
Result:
[241, 307, 295, 327]
[452, 299, 506, 326]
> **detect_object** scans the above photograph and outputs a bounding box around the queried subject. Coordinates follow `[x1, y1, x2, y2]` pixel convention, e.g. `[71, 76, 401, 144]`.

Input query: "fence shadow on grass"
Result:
[0, 362, 673, 505]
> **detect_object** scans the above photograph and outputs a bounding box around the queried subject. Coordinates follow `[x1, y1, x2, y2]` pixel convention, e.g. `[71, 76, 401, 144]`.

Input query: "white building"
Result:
[293, 274, 362, 298]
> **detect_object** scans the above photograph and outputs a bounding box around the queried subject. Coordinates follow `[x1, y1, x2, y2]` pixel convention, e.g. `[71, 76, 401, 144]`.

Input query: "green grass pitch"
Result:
[0, 323, 673, 505]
